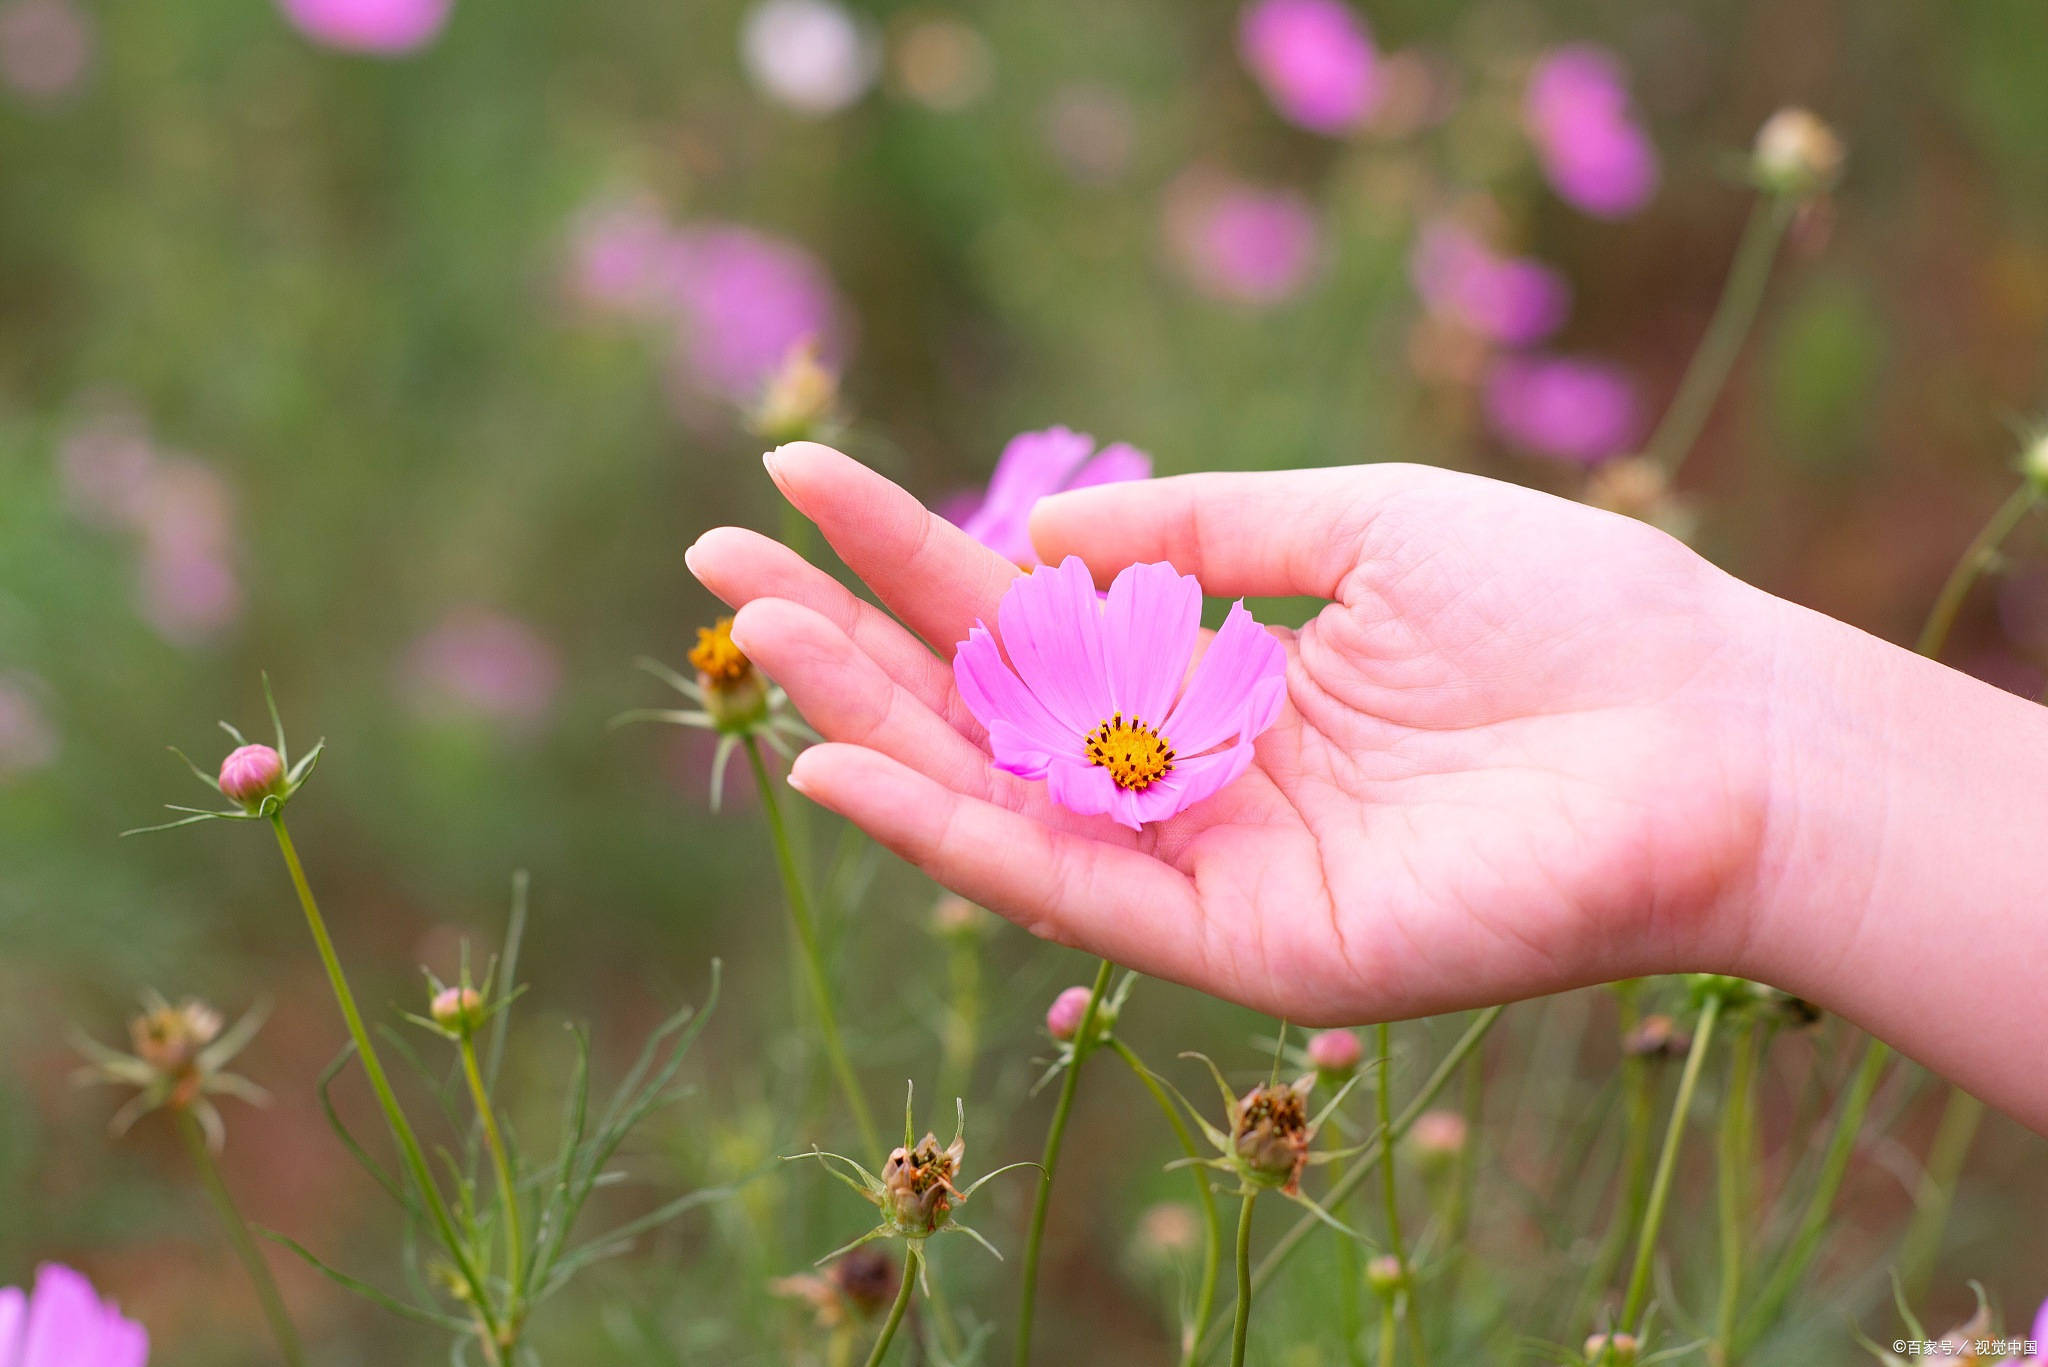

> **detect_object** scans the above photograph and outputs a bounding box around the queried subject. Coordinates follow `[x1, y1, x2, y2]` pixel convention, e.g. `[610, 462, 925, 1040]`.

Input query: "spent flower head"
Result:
[128, 675, 323, 833]
[1161, 1047, 1364, 1231]
[768, 1247, 900, 1330]
[74, 991, 269, 1151]
[612, 625, 816, 810]
[1752, 107, 1845, 199]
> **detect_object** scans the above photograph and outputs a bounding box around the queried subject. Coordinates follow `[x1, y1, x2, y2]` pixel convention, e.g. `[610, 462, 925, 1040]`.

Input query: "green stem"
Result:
[1376, 1298, 1397, 1367]
[460, 1032, 524, 1325]
[1576, 986, 1654, 1332]
[1199, 1007, 1503, 1361]
[1376, 1022, 1429, 1367]
[269, 814, 502, 1351]
[1644, 195, 1796, 479]
[1916, 482, 2040, 658]
[745, 737, 879, 1159]
[1230, 1191, 1258, 1367]
[1714, 1023, 1762, 1357]
[1732, 1035, 1890, 1352]
[1897, 1088, 1987, 1300]
[1108, 1038, 1221, 1367]
[1013, 957, 1114, 1367]
[177, 1109, 306, 1367]
[864, 1251, 918, 1367]
[1620, 992, 1722, 1333]
[1333, 1140, 1364, 1367]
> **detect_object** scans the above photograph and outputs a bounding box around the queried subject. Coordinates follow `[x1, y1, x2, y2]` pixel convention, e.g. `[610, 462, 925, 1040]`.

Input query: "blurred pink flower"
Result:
[134, 457, 242, 646]
[1166, 174, 1321, 306]
[739, 0, 878, 117]
[0, 0, 92, 104]
[668, 225, 844, 401]
[0, 675, 58, 782]
[1045, 985, 1095, 1041]
[564, 201, 687, 315]
[1483, 354, 1640, 464]
[1238, 0, 1379, 136]
[952, 427, 1151, 568]
[58, 410, 158, 530]
[1043, 84, 1137, 185]
[403, 610, 561, 727]
[1410, 220, 1571, 345]
[1524, 45, 1658, 218]
[1994, 1298, 2047, 1365]
[0, 1264, 147, 1367]
[276, 0, 452, 55]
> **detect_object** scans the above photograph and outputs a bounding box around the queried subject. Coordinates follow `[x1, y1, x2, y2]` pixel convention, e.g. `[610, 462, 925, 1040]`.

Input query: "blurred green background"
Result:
[2, 0, 2046, 1361]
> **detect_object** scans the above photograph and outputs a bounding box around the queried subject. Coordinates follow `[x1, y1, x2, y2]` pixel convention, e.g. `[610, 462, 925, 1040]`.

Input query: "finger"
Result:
[763, 441, 1020, 655]
[1029, 464, 1438, 601]
[787, 743, 1214, 986]
[726, 598, 994, 796]
[685, 525, 966, 723]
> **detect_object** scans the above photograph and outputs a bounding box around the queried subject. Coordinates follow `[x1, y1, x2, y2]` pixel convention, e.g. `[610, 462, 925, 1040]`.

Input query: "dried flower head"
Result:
[769, 1247, 899, 1329]
[1752, 108, 1844, 198]
[129, 675, 324, 834]
[74, 992, 269, 1150]
[1165, 1050, 1362, 1229]
[612, 631, 816, 810]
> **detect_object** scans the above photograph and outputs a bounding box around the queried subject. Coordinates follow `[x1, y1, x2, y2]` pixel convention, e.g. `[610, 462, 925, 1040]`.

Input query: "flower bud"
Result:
[1133, 1202, 1201, 1261]
[749, 338, 842, 445]
[1622, 1013, 1691, 1059]
[131, 998, 224, 1077]
[431, 986, 486, 1035]
[2022, 433, 2048, 494]
[929, 893, 985, 940]
[1753, 108, 1844, 198]
[1305, 1028, 1363, 1078]
[1365, 1254, 1405, 1296]
[1407, 1108, 1469, 1168]
[1045, 985, 1097, 1042]
[218, 743, 285, 811]
[690, 618, 771, 732]
[1583, 1332, 1639, 1365]
[1231, 1078, 1313, 1194]
[880, 1131, 965, 1236]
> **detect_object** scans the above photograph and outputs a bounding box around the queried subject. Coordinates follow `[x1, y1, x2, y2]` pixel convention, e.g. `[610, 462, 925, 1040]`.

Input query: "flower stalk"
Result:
[176, 1107, 306, 1367]
[1375, 1022, 1429, 1367]
[1618, 991, 1723, 1336]
[863, 1250, 919, 1367]
[1230, 1190, 1258, 1367]
[458, 1028, 524, 1321]
[1108, 1035, 1222, 1367]
[1714, 1020, 1763, 1355]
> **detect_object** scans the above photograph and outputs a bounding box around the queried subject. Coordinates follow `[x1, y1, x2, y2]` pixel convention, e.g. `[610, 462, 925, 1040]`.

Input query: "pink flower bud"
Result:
[431, 986, 485, 1033]
[218, 743, 284, 810]
[1407, 1108, 1469, 1163]
[1045, 985, 1095, 1042]
[1306, 1028, 1363, 1075]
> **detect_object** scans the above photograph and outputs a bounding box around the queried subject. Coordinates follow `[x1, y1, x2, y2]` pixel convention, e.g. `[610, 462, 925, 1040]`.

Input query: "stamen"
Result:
[1085, 714, 1175, 791]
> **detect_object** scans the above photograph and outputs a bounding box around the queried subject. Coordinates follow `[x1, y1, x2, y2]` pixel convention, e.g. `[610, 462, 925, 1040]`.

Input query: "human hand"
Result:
[685, 444, 1791, 1023]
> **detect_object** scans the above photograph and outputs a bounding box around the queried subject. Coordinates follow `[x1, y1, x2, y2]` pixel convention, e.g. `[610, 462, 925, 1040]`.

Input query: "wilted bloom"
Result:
[669, 225, 845, 402]
[1411, 220, 1571, 345]
[74, 992, 269, 1151]
[954, 558, 1287, 830]
[1483, 354, 1640, 465]
[402, 609, 562, 728]
[1166, 172, 1321, 306]
[1169, 1054, 1359, 1223]
[1305, 1029, 1363, 1078]
[1237, 0, 1379, 136]
[748, 338, 842, 445]
[1044, 986, 1097, 1043]
[740, 0, 879, 117]
[769, 1248, 899, 1329]
[1752, 107, 1844, 198]
[0, 0, 91, 105]
[0, 1264, 147, 1367]
[0, 675, 58, 781]
[218, 744, 285, 811]
[951, 427, 1151, 568]
[275, 0, 453, 54]
[1524, 45, 1658, 218]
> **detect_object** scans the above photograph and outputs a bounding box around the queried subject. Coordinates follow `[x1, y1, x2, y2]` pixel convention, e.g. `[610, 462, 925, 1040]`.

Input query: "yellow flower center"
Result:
[1085, 712, 1175, 790]
[689, 617, 753, 685]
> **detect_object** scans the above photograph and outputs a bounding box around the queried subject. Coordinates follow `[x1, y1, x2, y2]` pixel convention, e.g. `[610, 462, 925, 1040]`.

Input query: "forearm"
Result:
[1739, 595, 2048, 1132]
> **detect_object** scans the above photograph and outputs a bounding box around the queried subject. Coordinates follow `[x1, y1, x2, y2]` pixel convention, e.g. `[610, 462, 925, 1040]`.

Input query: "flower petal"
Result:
[960, 427, 1097, 564]
[2033, 1297, 2048, 1357]
[1065, 441, 1151, 492]
[1127, 740, 1260, 825]
[1101, 562, 1202, 725]
[1162, 600, 1288, 753]
[996, 557, 1114, 733]
[954, 625, 1077, 762]
[21, 1266, 104, 1367]
[0, 1287, 23, 1367]
[1046, 755, 1119, 819]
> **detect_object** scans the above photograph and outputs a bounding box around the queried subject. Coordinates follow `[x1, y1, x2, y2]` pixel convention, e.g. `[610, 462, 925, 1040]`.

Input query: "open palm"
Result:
[686, 445, 1777, 1023]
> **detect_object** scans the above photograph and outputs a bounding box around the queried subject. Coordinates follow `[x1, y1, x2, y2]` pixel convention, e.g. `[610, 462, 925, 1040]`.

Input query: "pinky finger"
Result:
[786, 742, 1214, 988]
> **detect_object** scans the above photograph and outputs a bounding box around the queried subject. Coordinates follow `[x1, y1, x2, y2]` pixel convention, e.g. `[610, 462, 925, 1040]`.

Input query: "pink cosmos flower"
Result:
[1238, 0, 1380, 136]
[953, 557, 1287, 830]
[667, 225, 844, 401]
[275, 0, 453, 55]
[1524, 45, 1657, 218]
[0, 1264, 147, 1367]
[1483, 354, 1639, 465]
[1410, 220, 1571, 346]
[563, 201, 686, 315]
[402, 609, 561, 727]
[1994, 1298, 2047, 1365]
[1166, 174, 1322, 306]
[952, 427, 1151, 568]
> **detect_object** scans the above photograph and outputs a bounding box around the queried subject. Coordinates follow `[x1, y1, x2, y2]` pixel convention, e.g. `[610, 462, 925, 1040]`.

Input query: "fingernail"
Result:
[786, 769, 812, 797]
[762, 447, 787, 483]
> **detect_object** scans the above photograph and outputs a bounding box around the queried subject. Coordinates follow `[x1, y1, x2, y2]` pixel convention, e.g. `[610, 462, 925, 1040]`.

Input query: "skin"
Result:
[686, 443, 2048, 1134]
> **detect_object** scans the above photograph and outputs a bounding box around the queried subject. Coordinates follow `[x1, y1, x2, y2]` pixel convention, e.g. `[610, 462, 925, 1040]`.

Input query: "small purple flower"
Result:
[668, 225, 844, 401]
[1524, 45, 1657, 219]
[1238, 0, 1380, 136]
[276, 0, 452, 54]
[954, 558, 1287, 830]
[952, 427, 1151, 568]
[1410, 220, 1571, 346]
[1483, 354, 1640, 465]
[1166, 174, 1321, 306]
[0, 1264, 148, 1367]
